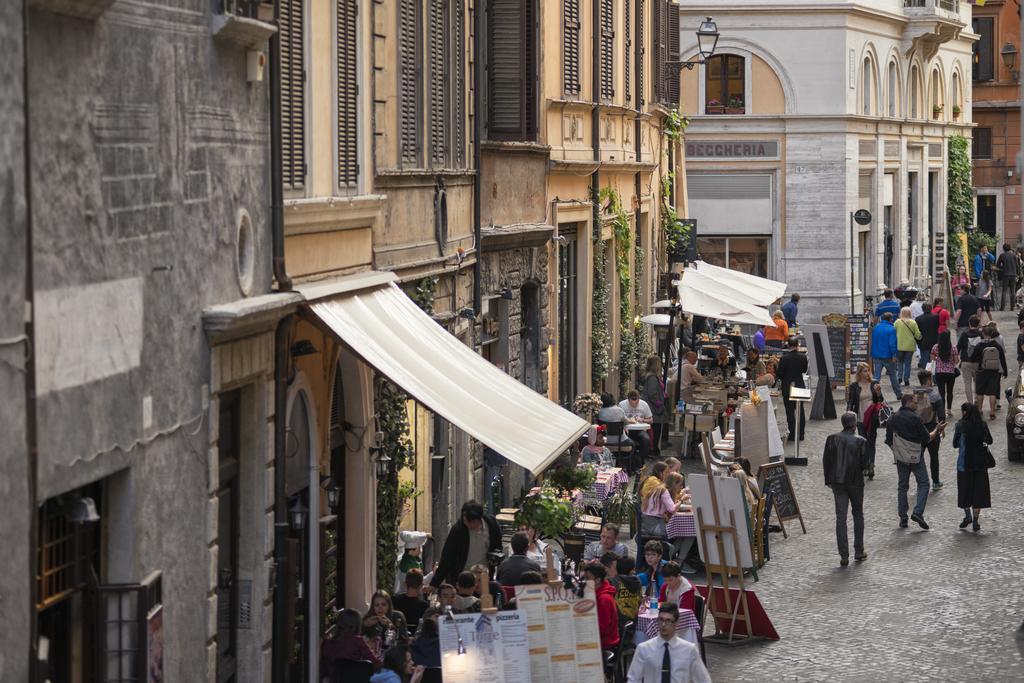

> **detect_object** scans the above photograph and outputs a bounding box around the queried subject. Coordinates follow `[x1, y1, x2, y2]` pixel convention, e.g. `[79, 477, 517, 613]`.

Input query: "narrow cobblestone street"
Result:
[695, 308, 1024, 682]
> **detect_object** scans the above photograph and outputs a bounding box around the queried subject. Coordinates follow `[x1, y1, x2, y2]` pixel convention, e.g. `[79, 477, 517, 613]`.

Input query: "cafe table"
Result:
[666, 511, 697, 540]
[636, 606, 700, 645]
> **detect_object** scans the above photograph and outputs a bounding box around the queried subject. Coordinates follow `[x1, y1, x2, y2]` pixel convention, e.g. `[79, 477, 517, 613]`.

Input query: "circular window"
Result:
[235, 209, 255, 296]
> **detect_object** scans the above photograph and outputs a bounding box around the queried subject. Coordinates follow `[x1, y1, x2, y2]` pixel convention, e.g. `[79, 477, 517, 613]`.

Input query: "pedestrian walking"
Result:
[977, 271, 995, 323]
[930, 331, 960, 411]
[950, 265, 971, 301]
[952, 403, 994, 532]
[915, 302, 940, 370]
[985, 321, 1007, 411]
[895, 307, 922, 385]
[914, 370, 946, 491]
[641, 355, 669, 454]
[885, 393, 946, 529]
[1017, 321, 1024, 372]
[846, 362, 873, 425]
[874, 288, 901, 322]
[781, 293, 800, 326]
[860, 383, 888, 480]
[932, 297, 952, 334]
[996, 243, 1020, 310]
[973, 244, 996, 290]
[429, 500, 502, 589]
[871, 312, 901, 399]
[953, 286, 980, 330]
[823, 412, 869, 566]
[956, 315, 984, 405]
[777, 336, 808, 441]
[969, 326, 1007, 420]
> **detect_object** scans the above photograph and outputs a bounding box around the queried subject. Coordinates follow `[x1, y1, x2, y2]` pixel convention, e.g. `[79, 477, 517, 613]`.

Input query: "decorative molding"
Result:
[28, 0, 114, 20]
[283, 195, 385, 236]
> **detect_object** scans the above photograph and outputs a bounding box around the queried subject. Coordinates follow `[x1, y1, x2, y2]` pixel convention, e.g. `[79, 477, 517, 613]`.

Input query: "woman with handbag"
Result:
[952, 402, 994, 531]
[641, 355, 669, 455]
[895, 307, 922, 386]
[930, 331, 960, 411]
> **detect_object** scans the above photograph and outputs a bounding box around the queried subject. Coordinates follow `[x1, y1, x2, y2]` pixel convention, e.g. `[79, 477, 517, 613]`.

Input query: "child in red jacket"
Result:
[583, 561, 620, 650]
[658, 561, 695, 613]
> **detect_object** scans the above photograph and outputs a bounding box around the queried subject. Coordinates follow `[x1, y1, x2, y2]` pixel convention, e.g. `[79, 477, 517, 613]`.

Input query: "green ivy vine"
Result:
[591, 185, 612, 384]
[410, 276, 439, 315]
[946, 134, 974, 271]
[664, 108, 689, 144]
[374, 378, 415, 592]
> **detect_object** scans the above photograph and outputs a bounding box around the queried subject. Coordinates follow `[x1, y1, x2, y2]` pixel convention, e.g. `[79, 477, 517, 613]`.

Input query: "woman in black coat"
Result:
[952, 403, 993, 532]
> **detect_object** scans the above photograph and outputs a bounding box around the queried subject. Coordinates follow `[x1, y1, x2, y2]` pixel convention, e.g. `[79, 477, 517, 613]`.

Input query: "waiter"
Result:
[777, 336, 808, 442]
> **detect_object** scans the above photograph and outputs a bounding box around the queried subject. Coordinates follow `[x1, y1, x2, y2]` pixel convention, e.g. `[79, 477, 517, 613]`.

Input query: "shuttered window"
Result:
[972, 17, 994, 82]
[651, 0, 666, 103]
[399, 0, 421, 167]
[337, 0, 358, 189]
[635, 0, 644, 105]
[624, 0, 631, 103]
[428, 0, 449, 168]
[452, 0, 466, 167]
[600, 0, 614, 100]
[666, 4, 679, 106]
[487, 0, 537, 140]
[281, 0, 306, 190]
[563, 0, 581, 96]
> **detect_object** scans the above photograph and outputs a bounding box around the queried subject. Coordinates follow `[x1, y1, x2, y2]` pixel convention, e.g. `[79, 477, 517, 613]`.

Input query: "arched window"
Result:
[951, 72, 961, 118]
[910, 65, 921, 119]
[862, 57, 874, 115]
[887, 61, 898, 117]
[931, 69, 944, 119]
[705, 54, 745, 114]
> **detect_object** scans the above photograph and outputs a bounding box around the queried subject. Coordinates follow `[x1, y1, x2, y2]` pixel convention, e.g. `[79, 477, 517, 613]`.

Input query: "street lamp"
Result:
[374, 449, 392, 478]
[288, 497, 307, 532]
[321, 477, 340, 513]
[1001, 42, 1019, 81]
[667, 17, 720, 72]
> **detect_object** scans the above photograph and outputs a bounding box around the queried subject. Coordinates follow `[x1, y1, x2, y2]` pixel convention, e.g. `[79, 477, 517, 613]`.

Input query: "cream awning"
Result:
[309, 282, 589, 474]
[691, 260, 788, 306]
[676, 263, 785, 327]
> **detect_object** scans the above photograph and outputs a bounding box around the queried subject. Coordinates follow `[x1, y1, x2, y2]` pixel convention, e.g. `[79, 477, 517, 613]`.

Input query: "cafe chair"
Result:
[693, 595, 707, 664]
[611, 621, 637, 683]
[331, 659, 373, 683]
[562, 533, 586, 565]
[601, 421, 635, 472]
[421, 668, 443, 683]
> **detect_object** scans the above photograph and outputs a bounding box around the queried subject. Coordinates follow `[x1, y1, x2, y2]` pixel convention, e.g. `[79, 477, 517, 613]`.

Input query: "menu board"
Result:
[440, 611, 532, 683]
[846, 314, 871, 385]
[757, 462, 802, 527]
[514, 582, 603, 683]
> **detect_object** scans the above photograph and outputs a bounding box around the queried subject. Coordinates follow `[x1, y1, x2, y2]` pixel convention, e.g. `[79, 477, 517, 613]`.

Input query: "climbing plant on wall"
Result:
[374, 378, 415, 592]
[410, 276, 439, 315]
[947, 134, 974, 271]
[662, 110, 691, 256]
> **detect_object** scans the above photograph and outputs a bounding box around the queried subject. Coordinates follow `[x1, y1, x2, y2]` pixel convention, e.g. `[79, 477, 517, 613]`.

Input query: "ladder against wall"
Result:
[932, 230, 947, 279]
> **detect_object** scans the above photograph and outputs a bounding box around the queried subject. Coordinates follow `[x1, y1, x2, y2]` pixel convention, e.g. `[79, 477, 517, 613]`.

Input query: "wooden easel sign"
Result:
[757, 462, 806, 536]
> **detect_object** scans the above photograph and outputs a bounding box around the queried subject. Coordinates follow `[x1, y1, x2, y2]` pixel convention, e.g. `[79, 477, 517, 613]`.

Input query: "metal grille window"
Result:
[281, 0, 306, 190]
[973, 127, 992, 159]
[563, 0, 581, 95]
[624, 0, 631, 103]
[337, 0, 358, 189]
[600, 0, 615, 100]
[487, 0, 537, 140]
[399, 0, 422, 167]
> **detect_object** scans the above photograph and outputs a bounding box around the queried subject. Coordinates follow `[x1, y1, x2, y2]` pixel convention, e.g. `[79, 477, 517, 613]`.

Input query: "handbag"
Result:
[982, 445, 997, 469]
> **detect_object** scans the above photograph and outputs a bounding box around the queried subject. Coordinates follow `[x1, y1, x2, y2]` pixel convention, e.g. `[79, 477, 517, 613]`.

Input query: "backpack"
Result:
[981, 344, 1001, 371]
[913, 391, 935, 425]
[890, 434, 923, 465]
[966, 333, 984, 356]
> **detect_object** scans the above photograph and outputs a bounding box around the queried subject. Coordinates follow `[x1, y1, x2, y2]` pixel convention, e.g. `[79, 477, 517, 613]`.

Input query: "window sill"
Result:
[212, 13, 278, 49]
[29, 0, 114, 19]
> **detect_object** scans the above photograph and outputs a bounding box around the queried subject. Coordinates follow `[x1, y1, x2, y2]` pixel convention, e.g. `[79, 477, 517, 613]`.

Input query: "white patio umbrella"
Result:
[675, 265, 780, 327]
[691, 260, 788, 307]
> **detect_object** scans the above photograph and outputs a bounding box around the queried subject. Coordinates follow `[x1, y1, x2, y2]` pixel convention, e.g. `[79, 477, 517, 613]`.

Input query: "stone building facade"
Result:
[679, 0, 975, 318]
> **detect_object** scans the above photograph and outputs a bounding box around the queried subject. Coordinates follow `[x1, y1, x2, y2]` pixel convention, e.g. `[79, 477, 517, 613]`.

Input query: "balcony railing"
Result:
[904, 0, 958, 13]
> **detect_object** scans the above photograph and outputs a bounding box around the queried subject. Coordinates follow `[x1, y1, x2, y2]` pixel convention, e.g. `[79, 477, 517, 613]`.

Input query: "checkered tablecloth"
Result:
[637, 607, 700, 638]
[667, 512, 697, 540]
[591, 468, 628, 501]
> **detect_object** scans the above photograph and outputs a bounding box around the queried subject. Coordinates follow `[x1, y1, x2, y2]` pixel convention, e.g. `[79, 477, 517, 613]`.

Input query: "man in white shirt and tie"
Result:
[627, 603, 711, 683]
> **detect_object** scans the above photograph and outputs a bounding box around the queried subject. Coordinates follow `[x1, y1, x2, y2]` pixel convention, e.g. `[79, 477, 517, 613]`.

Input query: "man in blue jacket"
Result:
[781, 293, 800, 326]
[873, 288, 901, 322]
[871, 312, 901, 399]
[973, 244, 995, 285]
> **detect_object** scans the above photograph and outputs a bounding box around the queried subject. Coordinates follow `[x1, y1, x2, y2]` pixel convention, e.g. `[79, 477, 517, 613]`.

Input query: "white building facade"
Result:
[678, 0, 975, 318]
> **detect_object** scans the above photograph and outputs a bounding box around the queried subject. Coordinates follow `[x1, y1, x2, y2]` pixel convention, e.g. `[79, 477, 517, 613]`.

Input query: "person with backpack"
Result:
[969, 326, 1007, 421]
[996, 243, 1020, 311]
[956, 316, 985, 404]
[861, 383, 888, 480]
[894, 307, 922, 386]
[914, 370, 947, 491]
[885, 393, 946, 530]
[871, 312, 901, 399]
[985, 321, 1007, 411]
[930, 330, 960, 411]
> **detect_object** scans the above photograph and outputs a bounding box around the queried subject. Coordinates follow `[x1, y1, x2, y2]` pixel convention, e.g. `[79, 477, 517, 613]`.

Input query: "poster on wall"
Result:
[439, 611, 531, 683]
[514, 582, 604, 683]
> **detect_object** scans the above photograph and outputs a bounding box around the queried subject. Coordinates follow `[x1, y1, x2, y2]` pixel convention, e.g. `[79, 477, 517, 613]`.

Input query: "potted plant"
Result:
[933, 103, 944, 119]
[515, 487, 576, 540]
[546, 463, 597, 495]
[604, 487, 637, 536]
[726, 95, 744, 115]
[705, 98, 724, 114]
[396, 480, 422, 522]
[952, 104, 962, 120]
[571, 392, 603, 424]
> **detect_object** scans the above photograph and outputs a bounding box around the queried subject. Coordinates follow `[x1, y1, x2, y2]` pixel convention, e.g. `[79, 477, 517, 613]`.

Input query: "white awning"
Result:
[691, 261, 787, 306]
[309, 282, 589, 474]
[676, 264, 782, 327]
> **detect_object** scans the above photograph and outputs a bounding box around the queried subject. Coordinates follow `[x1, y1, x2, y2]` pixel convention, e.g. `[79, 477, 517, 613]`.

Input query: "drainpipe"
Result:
[472, 0, 484, 316]
[591, 0, 603, 391]
[22, 3, 40, 681]
[269, 2, 293, 682]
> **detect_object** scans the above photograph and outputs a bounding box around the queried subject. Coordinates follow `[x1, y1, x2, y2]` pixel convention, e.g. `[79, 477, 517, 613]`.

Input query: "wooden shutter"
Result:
[651, 0, 663, 103]
[337, 0, 358, 189]
[280, 0, 306, 190]
[452, 0, 466, 167]
[399, 0, 421, 167]
[624, 0, 631, 103]
[428, 0, 449, 168]
[666, 3, 680, 106]
[600, 0, 614, 100]
[636, 0, 644, 105]
[563, 0, 581, 95]
[488, 0, 536, 140]
[973, 17, 994, 82]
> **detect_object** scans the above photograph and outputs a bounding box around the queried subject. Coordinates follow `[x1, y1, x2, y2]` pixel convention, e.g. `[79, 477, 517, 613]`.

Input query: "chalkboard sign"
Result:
[846, 314, 871, 386]
[757, 462, 805, 535]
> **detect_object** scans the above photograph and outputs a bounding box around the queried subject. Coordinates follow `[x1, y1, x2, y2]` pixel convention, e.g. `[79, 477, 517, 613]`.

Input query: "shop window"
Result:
[696, 237, 769, 278]
[973, 127, 992, 159]
[704, 55, 744, 114]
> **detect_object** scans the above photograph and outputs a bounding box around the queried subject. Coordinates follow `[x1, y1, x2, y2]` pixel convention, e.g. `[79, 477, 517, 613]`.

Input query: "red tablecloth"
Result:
[592, 467, 628, 500]
[667, 512, 697, 539]
[637, 607, 700, 638]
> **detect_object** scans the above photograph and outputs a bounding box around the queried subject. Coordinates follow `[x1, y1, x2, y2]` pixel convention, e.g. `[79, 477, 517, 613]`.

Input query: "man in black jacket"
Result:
[885, 394, 945, 530]
[823, 412, 869, 566]
[777, 336, 808, 441]
[914, 302, 940, 370]
[996, 243, 1020, 310]
[956, 315, 984, 404]
[496, 532, 542, 586]
[429, 500, 502, 588]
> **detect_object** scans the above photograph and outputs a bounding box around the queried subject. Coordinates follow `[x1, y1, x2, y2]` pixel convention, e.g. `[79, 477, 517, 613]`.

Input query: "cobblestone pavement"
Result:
[686, 308, 1024, 682]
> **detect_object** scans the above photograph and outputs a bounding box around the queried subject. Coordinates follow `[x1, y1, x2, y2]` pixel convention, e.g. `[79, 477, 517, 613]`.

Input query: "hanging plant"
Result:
[663, 108, 689, 144]
[591, 243, 612, 383]
[946, 134, 974, 272]
[546, 463, 597, 495]
[410, 276, 438, 314]
[374, 379, 415, 591]
[515, 487, 576, 540]
[661, 171, 690, 254]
